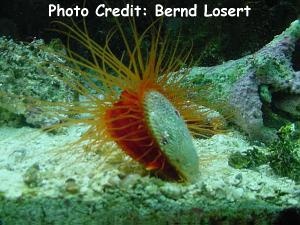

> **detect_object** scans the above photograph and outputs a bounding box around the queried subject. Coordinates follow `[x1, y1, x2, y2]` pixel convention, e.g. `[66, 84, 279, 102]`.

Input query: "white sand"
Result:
[0, 125, 299, 223]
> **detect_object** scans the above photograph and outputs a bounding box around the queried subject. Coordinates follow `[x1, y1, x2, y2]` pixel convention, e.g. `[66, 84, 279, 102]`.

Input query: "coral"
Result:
[186, 20, 300, 143]
[0, 37, 76, 127]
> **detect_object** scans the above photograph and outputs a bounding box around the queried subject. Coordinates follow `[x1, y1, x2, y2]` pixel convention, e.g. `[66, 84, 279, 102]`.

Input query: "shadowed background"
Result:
[0, 0, 299, 66]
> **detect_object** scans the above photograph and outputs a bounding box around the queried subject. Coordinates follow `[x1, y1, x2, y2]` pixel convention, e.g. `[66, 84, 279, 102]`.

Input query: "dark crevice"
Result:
[273, 207, 300, 225]
[292, 39, 300, 71]
[262, 91, 300, 129]
[0, 107, 28, 127]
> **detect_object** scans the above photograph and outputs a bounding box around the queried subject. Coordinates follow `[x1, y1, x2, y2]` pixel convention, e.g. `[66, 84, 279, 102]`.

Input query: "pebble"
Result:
[287, 198, 298, 205]
[121, 174, 141, 188]
[232, 187, 244, 199]
[65, 178, 79, 194]
[23, 163, 40, 188]
[145, 184, 159, 195]
[160, 184, 182, 199]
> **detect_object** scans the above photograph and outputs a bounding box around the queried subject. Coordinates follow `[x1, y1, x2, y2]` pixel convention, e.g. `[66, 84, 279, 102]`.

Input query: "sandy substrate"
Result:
[0, 125, 299, 224]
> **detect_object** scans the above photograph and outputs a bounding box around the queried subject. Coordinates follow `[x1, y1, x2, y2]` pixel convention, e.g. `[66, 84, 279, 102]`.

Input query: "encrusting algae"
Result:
[36, 18, 226, 182]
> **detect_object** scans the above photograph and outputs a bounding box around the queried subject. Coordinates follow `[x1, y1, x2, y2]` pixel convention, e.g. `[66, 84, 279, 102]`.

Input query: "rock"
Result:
[186, 20, 300, 143]
[0, 37, 76, 127]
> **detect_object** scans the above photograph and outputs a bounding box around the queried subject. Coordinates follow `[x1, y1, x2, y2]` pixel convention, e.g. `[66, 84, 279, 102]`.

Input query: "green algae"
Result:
[269, 124, 300, 182]
[228, 147, 269, 170]
[229, 123, 300, 182]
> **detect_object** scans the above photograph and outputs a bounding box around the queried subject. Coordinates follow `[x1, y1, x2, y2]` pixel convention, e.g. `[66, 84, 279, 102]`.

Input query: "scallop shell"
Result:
[144, 91, 199, 182]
